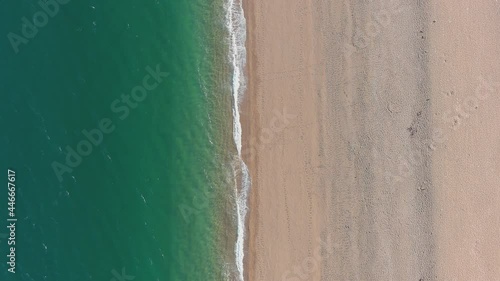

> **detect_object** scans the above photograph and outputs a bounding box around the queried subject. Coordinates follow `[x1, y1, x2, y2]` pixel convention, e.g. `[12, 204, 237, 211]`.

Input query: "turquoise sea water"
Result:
[1, 0, 245, 280]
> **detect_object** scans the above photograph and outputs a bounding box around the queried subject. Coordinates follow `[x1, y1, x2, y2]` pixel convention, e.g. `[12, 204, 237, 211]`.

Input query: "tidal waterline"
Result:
[1, 0, 240, 279]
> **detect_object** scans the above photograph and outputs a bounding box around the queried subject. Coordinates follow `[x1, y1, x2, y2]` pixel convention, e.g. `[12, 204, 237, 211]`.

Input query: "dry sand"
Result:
[242, 0, 500, 280]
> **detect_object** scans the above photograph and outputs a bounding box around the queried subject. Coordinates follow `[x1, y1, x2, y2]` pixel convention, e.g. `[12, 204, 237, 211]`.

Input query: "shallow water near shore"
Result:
[0, 0, 242, 280]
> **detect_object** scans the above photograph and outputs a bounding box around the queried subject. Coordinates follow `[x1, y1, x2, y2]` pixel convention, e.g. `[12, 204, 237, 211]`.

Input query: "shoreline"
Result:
[224, 0, 251, 279]
[240, 0, 256, 280]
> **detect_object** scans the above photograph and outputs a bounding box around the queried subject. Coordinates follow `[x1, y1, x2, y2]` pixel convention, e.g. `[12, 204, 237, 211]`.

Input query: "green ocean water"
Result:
[1, 0, 239, 280]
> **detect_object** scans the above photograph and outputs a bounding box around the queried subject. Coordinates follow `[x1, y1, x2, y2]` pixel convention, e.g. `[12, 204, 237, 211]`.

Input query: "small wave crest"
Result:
[224, 0, 250, 280]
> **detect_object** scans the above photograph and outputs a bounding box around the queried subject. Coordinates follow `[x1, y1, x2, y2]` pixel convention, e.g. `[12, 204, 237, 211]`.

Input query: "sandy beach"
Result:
[242, 0, 500, 280]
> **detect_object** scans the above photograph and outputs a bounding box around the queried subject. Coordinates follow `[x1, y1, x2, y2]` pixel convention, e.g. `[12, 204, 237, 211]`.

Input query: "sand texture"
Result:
[243, 0, 500, 280]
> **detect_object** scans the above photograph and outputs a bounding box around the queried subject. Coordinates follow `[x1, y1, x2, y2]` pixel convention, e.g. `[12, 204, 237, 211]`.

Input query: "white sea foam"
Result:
[224, 0, 249, 280]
